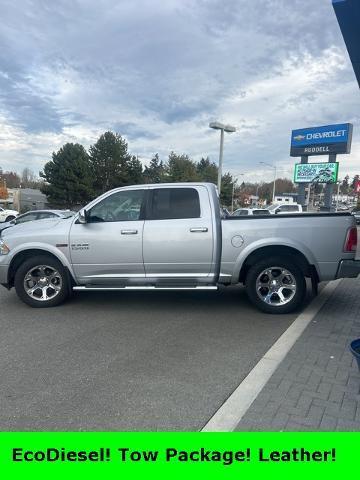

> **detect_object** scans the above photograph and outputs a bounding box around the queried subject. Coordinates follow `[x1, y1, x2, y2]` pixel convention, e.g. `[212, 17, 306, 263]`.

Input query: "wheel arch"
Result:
[7, 248, 75, 288]
[239, 245, 319, 284]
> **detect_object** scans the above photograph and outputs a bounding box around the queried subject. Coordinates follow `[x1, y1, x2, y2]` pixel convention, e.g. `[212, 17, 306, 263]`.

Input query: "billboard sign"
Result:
[290, 123, 353, 157]
[294, 162, 339, 184]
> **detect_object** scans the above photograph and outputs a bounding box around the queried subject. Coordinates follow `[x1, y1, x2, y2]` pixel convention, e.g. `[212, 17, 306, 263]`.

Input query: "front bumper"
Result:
[336, 259, 360, 279]
[0, 264, 9, 285]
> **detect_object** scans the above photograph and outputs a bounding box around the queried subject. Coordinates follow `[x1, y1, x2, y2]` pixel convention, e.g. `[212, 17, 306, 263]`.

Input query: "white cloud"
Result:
[0, 0, 359, 184]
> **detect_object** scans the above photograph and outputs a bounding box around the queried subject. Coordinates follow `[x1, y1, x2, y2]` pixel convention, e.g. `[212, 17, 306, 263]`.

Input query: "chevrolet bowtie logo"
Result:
[293, 135, 306, 141]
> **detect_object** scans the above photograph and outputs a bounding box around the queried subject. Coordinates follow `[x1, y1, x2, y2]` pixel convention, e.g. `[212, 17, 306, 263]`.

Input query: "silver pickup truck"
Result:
[0, 182, 359, 314]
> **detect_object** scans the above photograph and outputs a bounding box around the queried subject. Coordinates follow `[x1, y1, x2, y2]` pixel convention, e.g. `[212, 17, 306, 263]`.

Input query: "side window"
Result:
[253, 210, 269, 215]
[88, 190, 144, 223]
[287, 205, 299, 212]
[37, 212, 57, 220]
[278, 205, 289, 212]
[16, 213, 38, 224]
[149, 188, 200, 220]
[235, 210, 249, 216]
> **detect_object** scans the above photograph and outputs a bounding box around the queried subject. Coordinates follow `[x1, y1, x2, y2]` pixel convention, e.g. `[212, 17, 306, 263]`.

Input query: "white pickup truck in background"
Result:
[267, 204, 303, 214]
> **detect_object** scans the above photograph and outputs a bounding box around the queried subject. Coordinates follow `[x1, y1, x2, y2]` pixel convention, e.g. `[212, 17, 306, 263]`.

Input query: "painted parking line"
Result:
[201, 279, 342, 432]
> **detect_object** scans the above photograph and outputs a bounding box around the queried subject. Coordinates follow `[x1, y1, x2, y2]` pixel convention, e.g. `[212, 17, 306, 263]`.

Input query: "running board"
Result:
[73, 286, 218, 292]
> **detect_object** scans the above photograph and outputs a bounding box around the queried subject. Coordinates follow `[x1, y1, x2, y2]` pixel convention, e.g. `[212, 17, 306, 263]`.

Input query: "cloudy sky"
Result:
[0, 0, 359, 183]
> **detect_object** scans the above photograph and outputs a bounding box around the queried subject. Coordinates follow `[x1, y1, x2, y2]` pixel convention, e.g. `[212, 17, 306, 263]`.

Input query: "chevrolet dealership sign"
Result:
[290, 123, 353, 156]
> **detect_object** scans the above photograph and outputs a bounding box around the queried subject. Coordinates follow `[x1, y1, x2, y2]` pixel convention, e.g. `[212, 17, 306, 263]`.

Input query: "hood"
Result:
[0, 221, 13, 233]
[1, 217, 67, 239]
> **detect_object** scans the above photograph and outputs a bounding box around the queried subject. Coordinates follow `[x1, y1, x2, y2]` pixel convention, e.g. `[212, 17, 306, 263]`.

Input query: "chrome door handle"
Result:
[190, 227, 208, 233]
[121, 229, 138, 235]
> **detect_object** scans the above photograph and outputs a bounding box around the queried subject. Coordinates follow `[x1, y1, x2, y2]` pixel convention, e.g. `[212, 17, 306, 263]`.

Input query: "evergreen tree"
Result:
[220, 172, 234, 206]
[40, 143, 93, 208]
[144, 154, 166, 183]
[126, 155, 144, 184]
[167, 152, 199, 182]
[196, 157, 218, 183]
[89, 131, 131, 195]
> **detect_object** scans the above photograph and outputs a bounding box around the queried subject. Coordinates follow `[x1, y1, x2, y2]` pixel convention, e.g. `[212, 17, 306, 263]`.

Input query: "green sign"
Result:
[0, 432, 358, 479]
[294, 162, 339, 184]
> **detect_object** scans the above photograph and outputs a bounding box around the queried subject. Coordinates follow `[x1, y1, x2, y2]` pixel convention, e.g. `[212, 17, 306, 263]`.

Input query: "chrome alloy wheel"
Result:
[256, 267, 297, 306]
[23, 265, 63, 302]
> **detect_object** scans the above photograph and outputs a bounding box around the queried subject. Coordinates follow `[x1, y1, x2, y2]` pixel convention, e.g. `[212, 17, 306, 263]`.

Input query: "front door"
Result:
[70, 188, 145, 284]
[143, 186, 214, 280]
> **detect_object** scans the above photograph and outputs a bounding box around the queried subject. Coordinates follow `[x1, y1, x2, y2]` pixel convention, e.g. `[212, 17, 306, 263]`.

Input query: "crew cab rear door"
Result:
[143, 186, 214, 280]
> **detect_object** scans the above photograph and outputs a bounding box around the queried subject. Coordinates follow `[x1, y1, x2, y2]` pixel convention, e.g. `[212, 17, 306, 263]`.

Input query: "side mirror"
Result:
[10, 220, 16, 225]
[275, 209, 280, 214]
[78, 209, 88, 224]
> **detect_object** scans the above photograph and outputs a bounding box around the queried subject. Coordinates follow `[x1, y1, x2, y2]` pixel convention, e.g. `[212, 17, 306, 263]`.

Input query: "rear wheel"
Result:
[14, 255, 69, 308]
[5, 216, 15, 222]
[245, 256, 306, 314]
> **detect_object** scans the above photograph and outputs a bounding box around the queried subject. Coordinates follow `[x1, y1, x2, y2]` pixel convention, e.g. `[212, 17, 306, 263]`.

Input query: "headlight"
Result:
[0, 239, 10, 255]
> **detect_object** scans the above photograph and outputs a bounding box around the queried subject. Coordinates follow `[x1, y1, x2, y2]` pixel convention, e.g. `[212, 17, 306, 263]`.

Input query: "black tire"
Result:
[14, 255, 69, 308]
[5, 216, 15, 222]
[245, 256, 306, 314]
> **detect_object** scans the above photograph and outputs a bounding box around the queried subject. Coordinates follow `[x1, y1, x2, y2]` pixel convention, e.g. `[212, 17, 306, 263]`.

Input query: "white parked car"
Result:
[0, 207, 19, 223]
[267, 204, 303, 214]
[232, 208, 271, 216]
[0, 209, 76, 234]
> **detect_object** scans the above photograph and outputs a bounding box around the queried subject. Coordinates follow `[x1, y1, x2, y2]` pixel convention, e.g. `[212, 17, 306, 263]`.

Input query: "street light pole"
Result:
[218, 129, 224, 193]
[272, 165, 277, 203]
[260, 162, 277, 204]
[209, 122, 236, 195]
[336, 180, 341, 211]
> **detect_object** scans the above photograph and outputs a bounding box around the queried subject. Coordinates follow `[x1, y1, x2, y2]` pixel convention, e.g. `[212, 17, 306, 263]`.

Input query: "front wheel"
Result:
[14, 255, 69, 308]
[245, 256, 306, 314]
[5, 216, 15, 222]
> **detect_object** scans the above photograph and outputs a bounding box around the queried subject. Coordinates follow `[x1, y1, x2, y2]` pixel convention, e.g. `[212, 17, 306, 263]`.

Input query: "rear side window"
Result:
[287, 205, 299, 212]
[253, 210, 270, 215]
[37, 213, 57, 220]
[149, 188, 200, 220]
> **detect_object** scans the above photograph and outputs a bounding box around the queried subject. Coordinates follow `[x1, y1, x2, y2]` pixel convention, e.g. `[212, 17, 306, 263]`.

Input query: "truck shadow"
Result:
[67, 283, 314, 320]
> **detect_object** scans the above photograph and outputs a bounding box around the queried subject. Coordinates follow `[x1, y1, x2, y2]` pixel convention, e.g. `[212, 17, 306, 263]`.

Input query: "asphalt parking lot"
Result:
[0, 284, 311, 431]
